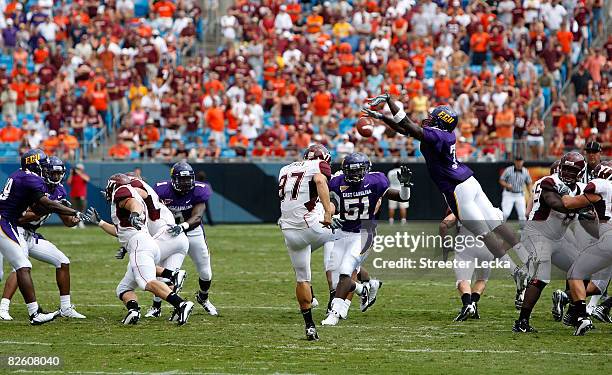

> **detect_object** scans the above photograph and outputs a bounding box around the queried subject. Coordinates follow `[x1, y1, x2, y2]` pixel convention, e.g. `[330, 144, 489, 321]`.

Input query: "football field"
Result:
[0, 224, 610, 374]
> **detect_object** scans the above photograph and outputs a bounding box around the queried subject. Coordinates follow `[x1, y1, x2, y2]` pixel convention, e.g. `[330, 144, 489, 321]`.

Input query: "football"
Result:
[356, 116, 375, 137]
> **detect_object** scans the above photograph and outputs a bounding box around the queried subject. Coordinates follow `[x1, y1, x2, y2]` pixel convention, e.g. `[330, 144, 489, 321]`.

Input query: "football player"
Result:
[321, 152, 411, 326]
[513, 152, 586, 333]
[362, 96, 529, 295]
[0, 149, 89, 325]
[87, 174, 194, 325]
[278, 144, 340, 341]
[124, 174, 189, 319]
[154, 162, 218, 317]
[440, 210, 499, 321]
[0, 157, 85, 321]
[560, 161, 612, 335]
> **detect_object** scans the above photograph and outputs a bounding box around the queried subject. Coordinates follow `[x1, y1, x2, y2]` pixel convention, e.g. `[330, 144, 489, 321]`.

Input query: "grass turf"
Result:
[0, 224, 610, 374]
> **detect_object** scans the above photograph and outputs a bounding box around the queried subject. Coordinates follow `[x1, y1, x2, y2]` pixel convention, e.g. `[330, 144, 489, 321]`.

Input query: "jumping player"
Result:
[0, 157, 86, 320]
[0, 149, 89, 325]
[321, 152, 412, 326]
[154, 162, 218, 316]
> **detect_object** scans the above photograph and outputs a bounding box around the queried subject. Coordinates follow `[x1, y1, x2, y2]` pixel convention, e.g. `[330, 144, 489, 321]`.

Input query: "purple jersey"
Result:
[420, 127, 473, 193]
[153, 180, 211, 234]
[329, 172, 390, 233]
[22, 184, 67, 232]
[0, 170, 47, 224]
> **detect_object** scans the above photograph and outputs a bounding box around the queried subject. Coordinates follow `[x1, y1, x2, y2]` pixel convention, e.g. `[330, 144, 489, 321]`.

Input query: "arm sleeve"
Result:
[318, 161, 331, 179]
[540, 177, 557, 192]
[112, 186, 133, 204]
[584, 181, 597, 195]
[500, 167, 510, 182]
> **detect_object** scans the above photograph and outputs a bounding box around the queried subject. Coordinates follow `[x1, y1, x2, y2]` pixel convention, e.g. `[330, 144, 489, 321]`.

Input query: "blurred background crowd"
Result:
[0, 0, 609, 162]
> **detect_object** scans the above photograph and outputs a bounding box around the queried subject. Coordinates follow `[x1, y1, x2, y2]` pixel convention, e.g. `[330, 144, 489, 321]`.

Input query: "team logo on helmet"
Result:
[559, 152, 586, 185]
[593, 161, 612, 180]
[303, 144, 331, 163]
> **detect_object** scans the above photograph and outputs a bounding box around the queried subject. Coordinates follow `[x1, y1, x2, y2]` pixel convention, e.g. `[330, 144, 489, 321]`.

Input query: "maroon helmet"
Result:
[104, 173, 131, 201]
[550, 160, 561, 175]
[303, 144, 331, 163]
[593, 161, 612, 180]
[558, 152, 586, 185]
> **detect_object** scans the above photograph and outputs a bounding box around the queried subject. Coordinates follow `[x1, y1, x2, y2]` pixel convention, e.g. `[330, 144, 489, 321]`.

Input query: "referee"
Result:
[582, 141, 602, 183]
[499, 156, 532, 227]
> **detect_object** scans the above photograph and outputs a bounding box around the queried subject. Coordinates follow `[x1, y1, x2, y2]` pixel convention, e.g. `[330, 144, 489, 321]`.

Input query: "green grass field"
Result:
[0, 224, 610, 374]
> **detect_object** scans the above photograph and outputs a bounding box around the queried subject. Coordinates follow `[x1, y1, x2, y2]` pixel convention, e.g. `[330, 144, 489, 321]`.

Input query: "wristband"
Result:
[98, 220, 106, 227]
[180, 222, 190, 231]
[393, 109, 406, 124]
[400, 185, 411, 200]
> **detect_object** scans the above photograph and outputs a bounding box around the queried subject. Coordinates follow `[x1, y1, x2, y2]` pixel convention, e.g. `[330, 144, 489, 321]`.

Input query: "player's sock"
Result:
[152, 296, 162, 309]
[400, 218, 406, 225]
[461, 293, 471, 306]
[160, 268, 174, 279]
[60, 295, 71, 309]
[165, 292, 185, 309]
[126, 300, 139, 310]
[301, 308, 315, 328]
[0, 298, 10, 310]
[26, 302, 39, 316]
[198, 279, 211, 301]
[471, 293, 481, 303]
[575, 300, 587, 318]
[389, 218, 394, 225]
[327, 290, 335, 311]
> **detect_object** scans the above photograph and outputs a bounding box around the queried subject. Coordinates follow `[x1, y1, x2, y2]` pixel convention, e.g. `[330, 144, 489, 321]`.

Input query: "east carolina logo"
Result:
[437, 111, 454, 124]
[340, 185, 349, 192]
[25, 154, 40, 164]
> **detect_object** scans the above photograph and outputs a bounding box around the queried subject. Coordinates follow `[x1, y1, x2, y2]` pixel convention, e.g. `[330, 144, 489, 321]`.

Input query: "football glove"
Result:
[115, 247, 127, 259]
[86, 207, 101, 225]
[75, 211, 91, 223]
[129, 212, 145, 230]
[329, 215, 345, 230]
[168, 222, 189, 236]
[367, 93, 390, 107]
[59, 199, 72, 207]
[578, 207, 597, 221]
[397, 165, 413, 186]
[361, 107, 384, 120]
[557, 183, 570, 196]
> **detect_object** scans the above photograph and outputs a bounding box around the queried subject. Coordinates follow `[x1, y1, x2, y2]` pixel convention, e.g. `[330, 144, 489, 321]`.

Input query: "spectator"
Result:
[526, 112, 545, 159]
[229, 128, 249, 157]
[108, 138, 132, 160]
[0, 120, 22, 142]
[42, 130, 60, 155]
[252, 140, 269, 157]
[67, 163, 89, 228]
[571, 63, 593, 97]
[495, 103, 515, 159]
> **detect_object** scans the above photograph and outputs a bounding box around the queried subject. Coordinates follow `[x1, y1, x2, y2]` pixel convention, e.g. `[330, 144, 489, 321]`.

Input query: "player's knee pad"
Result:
[529, 278, 548, 291]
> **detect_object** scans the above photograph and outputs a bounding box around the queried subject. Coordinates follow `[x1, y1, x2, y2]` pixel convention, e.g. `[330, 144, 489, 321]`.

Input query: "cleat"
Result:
[512, 266, 528, 310]
[573, 317, 594, 336]
[122, 308, 140, 325]
[59, 305, 86, 319]
[470, 302, 480, 319]
[311, 297, 319, 309]
[454, 304, 475, 321]
[145, 306, 162, 318]
[168, 308, 179, 322]
[551, 290, 568, 322]
[171, 269, 187, 293]
[512, 318, 537, 333]
[362, 279, 382, 312]
[563, 311, 577, 327]
[321, 310, 340, 326]
[0, 308, 13, 321]
[29, 308, 58, 326]
[195, 293, 218, 316]
[359, 283, 370, 312]
[591, 305, 612, 324]
[305, 326, 319, 341]
[176, 301, 194, 325]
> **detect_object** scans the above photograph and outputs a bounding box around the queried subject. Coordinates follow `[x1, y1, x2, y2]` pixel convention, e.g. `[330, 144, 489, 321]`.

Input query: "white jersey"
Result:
[278, 159, 331, 230]
[130, 179, 176, 235]
[111, 184, 150, 247]
[585, 178, 612, 231]
[387, 168, 402, 190]
[528, 173, 584, 240]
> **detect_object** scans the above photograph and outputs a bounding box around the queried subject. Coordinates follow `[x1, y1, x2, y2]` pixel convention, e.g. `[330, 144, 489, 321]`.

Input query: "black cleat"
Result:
[176, 301, 194, 325]
[512, 318, 537, 333]
[470, 302, 480, 319]
[454, 304, 475, 321]
[121, 308, 141, 325]
[305, 326, 319, 341]
[573, 317, 594, 336]
[591, 305, 612, 324]
[551, 289, 568, 322]
[563, 310, 578, 327]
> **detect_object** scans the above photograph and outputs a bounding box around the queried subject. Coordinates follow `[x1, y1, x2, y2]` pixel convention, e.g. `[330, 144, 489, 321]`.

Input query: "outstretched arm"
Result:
[561, 193, 602, 210]
[363, 94, 424, 141]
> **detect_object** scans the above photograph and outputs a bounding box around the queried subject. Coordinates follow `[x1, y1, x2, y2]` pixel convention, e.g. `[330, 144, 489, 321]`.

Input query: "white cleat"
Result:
[59, 305, 86, 319]
[0, 309, 13, 321]
[196, 293, 218, 316]
[145, 306, 162, 318]
[321, 311, 341, 326]
[176, 301, 195, 325]
[171, 269, 187, 293]
[574, 317, 594, 336]
[362, 280, 383, 312]
[30, 309, 59, 326]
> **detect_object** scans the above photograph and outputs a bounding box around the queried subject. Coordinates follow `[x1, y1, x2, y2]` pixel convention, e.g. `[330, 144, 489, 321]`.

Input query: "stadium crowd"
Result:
[0, 0, 609, 162]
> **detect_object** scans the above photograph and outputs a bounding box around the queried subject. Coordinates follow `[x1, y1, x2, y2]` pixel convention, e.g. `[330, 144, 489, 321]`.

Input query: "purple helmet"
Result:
[171, 161, 195, 194]
[342, 152, 371, 184]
